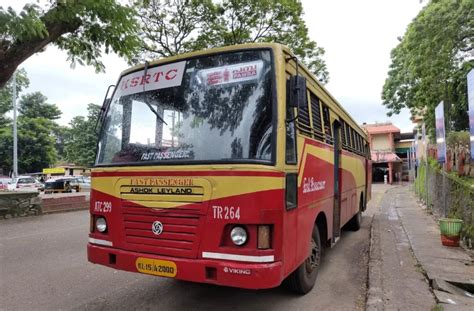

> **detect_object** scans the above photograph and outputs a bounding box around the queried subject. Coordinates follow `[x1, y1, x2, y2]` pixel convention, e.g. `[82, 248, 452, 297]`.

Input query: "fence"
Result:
[414, 161, 473, 247]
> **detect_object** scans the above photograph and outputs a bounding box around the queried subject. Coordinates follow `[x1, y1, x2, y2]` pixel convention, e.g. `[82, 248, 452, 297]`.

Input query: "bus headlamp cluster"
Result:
[230, 226, 247, 246]
[95, 217, 107, 233]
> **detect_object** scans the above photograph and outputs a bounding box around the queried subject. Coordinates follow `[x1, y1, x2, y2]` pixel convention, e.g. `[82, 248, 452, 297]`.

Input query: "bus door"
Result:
[332, 122, 342, 245]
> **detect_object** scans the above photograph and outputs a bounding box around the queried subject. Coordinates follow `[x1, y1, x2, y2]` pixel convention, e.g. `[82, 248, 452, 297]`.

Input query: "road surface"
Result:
[1, 187, 384, 310]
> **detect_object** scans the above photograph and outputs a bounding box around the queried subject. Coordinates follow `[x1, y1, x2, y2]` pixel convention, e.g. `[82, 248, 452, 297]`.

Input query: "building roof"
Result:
[364, 123, 400, 134]
[398, 132, 415, 140]
[371, 151, 402, 163]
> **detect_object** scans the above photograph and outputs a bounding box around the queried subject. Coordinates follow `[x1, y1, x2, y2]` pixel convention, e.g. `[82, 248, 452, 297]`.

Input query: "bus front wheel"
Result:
[286, 225, 321, 294]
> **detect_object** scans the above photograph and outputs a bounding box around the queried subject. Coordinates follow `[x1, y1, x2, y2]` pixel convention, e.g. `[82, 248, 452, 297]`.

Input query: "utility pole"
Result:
[12, 71, 18, 178]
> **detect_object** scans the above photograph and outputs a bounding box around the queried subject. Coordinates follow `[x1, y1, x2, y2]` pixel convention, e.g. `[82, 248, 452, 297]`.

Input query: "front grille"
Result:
[122, 205, 201, 258]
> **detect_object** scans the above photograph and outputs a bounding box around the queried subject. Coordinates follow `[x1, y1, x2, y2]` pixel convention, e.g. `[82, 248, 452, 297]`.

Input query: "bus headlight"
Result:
[230, 226, 247, 246]
[95, 217, 107, 233]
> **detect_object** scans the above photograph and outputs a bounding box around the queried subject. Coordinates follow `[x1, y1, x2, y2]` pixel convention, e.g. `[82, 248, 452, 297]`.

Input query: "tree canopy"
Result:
[18, 92, 61, 120]
[0, 89, 61, 174]
[382, 0, 473, 137]
[137, 0, 329, 83]
[0, 69, 29, 127]
[64, 103, 101, 167]
[0, 0, 141, 87]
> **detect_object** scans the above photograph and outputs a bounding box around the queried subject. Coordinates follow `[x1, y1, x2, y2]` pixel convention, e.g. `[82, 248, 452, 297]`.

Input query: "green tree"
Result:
[0, 1, 141, 87]
[382, 0, 473, 138]
[64, 103, 101, 166]
[0, 91, 61, 174]
[0, 69, 29, 127]
[53, 124, 71, 162]
[0, 117, 58, 174]
[18, 92, 61, 120]
[138, 0, 216, 58]
[137, 0, 329, 83]
[0, 125, 13, 174]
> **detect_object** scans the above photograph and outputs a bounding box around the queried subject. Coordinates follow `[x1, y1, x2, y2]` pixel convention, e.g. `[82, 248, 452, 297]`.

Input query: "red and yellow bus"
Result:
[88, 43, 371, 294]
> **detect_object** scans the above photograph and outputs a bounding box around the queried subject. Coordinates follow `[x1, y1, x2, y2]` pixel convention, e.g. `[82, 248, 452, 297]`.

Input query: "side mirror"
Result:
[287, 75, 306, 108]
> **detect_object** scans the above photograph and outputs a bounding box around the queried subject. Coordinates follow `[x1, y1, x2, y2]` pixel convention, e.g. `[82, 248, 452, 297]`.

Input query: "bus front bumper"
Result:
[88, 243, 283, 289]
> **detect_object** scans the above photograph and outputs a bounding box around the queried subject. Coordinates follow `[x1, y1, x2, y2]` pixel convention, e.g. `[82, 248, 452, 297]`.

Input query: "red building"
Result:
[364, 123, 413, 184]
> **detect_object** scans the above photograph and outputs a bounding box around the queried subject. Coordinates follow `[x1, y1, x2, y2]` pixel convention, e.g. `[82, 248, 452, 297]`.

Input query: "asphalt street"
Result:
[1, 188, 381, 311]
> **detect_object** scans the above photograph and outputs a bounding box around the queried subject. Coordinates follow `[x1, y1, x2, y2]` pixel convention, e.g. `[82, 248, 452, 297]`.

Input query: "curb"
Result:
[42, 205, 88, 214]
[366, 214, 383, 311]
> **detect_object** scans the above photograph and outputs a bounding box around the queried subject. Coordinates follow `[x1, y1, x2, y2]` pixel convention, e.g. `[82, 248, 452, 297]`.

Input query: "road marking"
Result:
[202, 252, 274, 263]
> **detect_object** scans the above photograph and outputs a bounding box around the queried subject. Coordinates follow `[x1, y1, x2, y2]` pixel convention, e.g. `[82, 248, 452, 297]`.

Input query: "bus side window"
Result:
[354, 133, 359, 153]
[345, 122, 351, 150]
[309, 93, 324, 141]
[285, 76, 297, 164]
[322, 105, 332, 144]
[350, 128, 356, 151]
[286, 104, 297, 164]
[340, 120, 347, 149]
[296, 91, 311, 137]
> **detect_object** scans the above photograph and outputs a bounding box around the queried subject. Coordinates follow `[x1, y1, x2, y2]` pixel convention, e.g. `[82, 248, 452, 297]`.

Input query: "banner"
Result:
[118, 61, 186, 97]
[414, 128, 419, 166]
[43, 167, 65, 174]
[468, 69, 474, 161]
[435, 102, 446, 163]
[195, 60, 264, 87]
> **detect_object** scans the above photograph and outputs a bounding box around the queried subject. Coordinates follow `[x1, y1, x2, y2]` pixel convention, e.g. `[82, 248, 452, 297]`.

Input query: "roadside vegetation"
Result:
[382, 0, 473, 138]
[0, 69, 100, 174]
[0, 0, 328, 175]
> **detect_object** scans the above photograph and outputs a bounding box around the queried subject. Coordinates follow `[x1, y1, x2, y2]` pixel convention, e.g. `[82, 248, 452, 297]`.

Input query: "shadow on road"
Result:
[78, 216, 370, 311]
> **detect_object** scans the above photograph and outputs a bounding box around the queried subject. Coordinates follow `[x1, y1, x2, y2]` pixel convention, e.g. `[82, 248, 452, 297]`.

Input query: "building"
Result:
[42, 165, 91, 179]
[364, 123, 414, 184]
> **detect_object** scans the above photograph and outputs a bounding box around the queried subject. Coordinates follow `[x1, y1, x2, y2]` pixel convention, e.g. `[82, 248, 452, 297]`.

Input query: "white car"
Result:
[8, 176, 42, 192]
[0, 178, 11, 191]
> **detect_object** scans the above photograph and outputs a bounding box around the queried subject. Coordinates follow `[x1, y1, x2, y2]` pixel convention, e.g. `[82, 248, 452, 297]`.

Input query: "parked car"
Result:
[70, 176, 91, 192]
[0, 178, 11, 191]
[7, 176, 42, 192]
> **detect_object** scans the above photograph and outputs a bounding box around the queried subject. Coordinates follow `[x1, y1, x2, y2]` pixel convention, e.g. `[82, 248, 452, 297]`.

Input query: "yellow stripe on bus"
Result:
[298, 143, 365, 187]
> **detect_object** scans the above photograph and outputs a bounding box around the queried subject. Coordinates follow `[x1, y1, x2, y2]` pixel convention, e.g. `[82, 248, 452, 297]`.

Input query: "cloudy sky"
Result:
[5, 0, 424, 131]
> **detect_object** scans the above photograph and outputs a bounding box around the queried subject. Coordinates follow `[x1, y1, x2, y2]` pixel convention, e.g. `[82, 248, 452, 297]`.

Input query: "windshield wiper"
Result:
[143, 61, 168, 126]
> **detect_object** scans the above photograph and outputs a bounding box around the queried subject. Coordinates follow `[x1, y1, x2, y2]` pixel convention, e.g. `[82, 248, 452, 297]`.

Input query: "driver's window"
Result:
[162, 109, 182, 148]
[129, 100, 159, 146]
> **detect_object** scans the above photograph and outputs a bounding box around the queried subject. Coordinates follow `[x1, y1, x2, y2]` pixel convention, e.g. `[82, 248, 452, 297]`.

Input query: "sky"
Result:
[4, 0, 425, 132]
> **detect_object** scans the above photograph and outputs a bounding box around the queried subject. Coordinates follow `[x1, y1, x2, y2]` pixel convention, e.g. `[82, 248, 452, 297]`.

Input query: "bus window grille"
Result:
[345, 124, 351, 149]
[297, 98, 312, 138]
[341, 120, 347, 149]
[322, 105, 332, 145]
[350, 128, 356, 152]
[310, 94, 323, 142]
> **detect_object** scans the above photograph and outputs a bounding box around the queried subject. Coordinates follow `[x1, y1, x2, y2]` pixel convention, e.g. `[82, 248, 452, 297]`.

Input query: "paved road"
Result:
[1, 187, 384, 310]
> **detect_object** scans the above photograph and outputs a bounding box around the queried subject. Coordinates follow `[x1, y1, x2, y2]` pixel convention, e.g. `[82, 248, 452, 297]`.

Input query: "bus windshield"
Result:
[96, 50, 274, 166]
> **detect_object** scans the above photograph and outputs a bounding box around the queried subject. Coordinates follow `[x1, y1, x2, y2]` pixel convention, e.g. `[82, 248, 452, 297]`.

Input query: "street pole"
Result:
[12, 71, 18, 178]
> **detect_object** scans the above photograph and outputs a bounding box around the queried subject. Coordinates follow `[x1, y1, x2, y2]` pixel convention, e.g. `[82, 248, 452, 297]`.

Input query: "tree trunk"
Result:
[0, 7, 80, 88]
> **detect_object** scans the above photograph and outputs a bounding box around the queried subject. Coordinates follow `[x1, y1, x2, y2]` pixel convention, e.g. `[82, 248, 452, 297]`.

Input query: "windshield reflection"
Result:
[97, 50, 274, 165]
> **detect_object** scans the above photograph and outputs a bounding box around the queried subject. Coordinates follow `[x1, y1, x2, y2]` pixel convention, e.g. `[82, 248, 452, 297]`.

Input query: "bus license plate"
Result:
[135, 257, 177, 278]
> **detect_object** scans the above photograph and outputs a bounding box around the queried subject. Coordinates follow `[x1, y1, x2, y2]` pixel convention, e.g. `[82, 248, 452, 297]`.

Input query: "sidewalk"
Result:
[367, 184, 474, 310]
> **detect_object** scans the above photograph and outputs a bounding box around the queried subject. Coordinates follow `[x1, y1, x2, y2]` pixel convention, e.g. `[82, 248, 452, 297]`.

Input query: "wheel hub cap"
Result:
[306, 238, 320, 273]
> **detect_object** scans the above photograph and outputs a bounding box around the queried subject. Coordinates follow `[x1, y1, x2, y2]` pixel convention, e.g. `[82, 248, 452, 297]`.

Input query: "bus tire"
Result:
[347, 197, 363, 231]
[286, 225, 321, 294]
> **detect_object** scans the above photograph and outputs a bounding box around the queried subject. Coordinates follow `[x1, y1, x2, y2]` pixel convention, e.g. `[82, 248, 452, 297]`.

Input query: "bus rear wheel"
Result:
[286, 225, 321, 294]
[347, 197, 363, 231]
